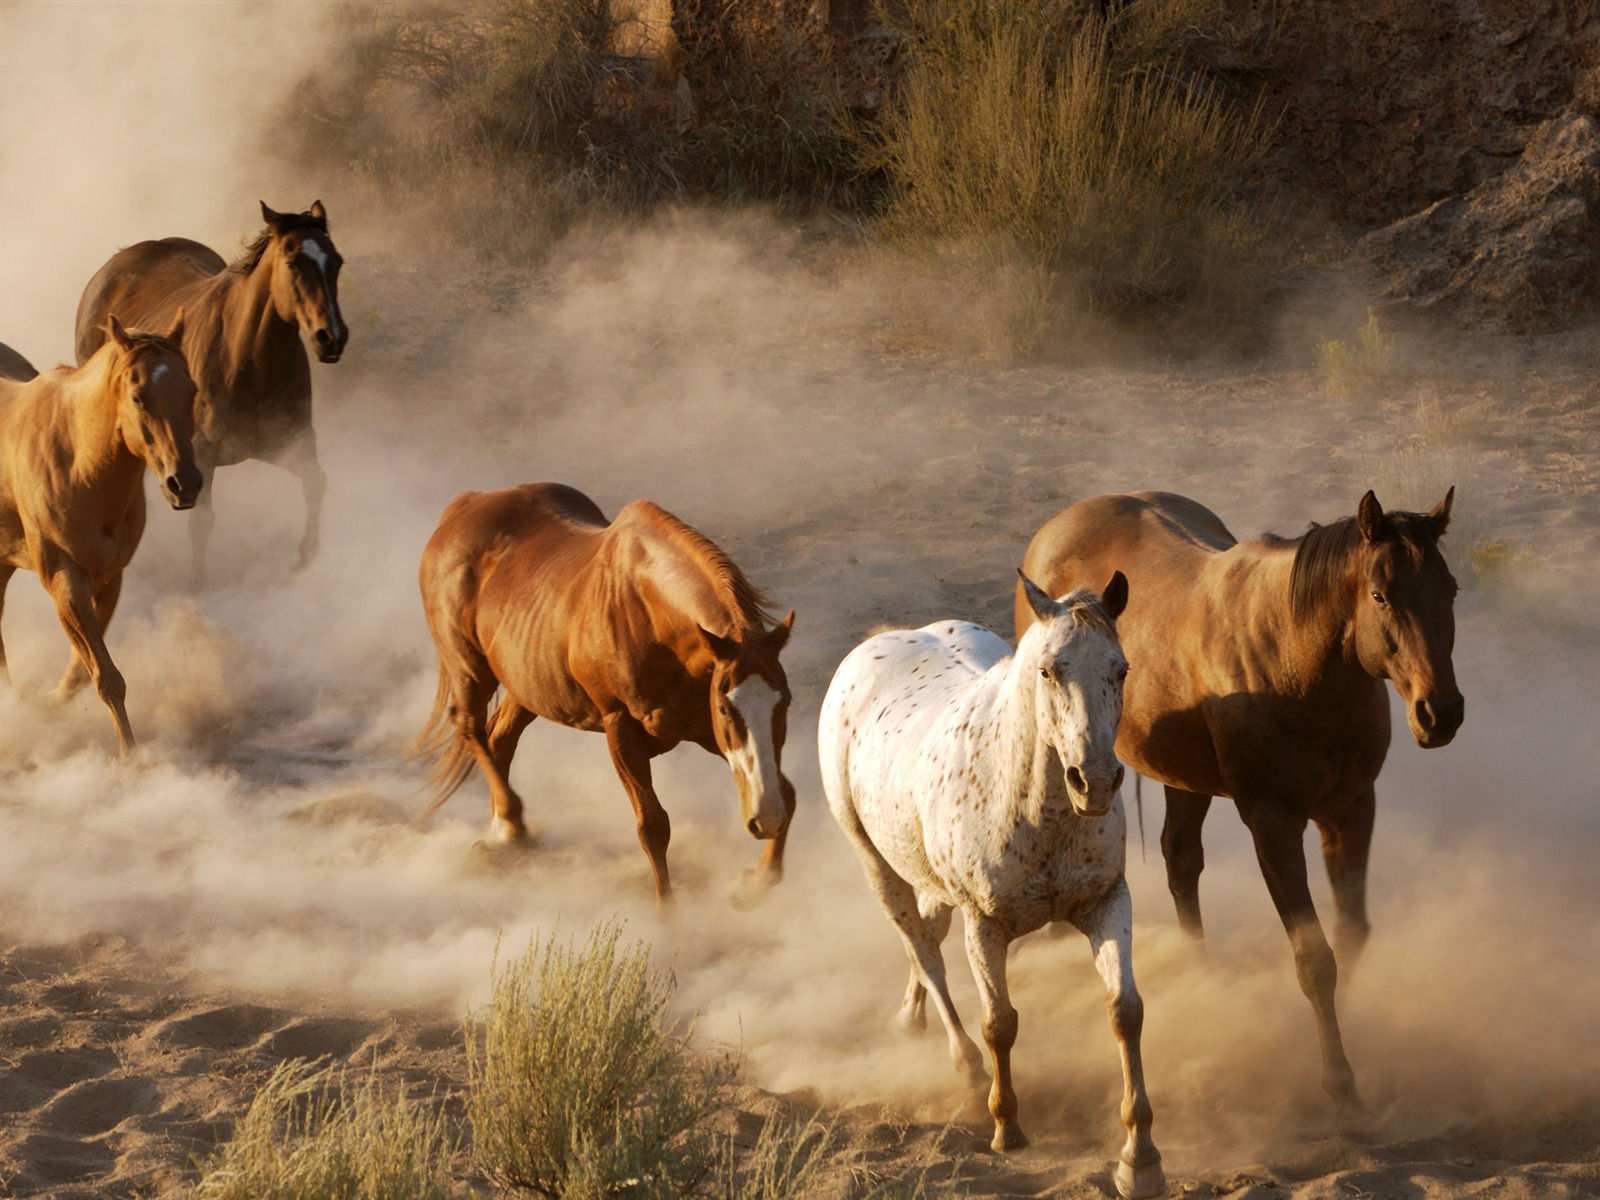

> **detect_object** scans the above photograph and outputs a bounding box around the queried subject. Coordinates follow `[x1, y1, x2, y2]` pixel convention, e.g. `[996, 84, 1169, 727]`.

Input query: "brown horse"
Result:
[0, 315, 202, 754]
[417, 482, 798, 905]
[0, 342, 37, 382]
[74, 201, 347, 578]
[1018, 490, 1463, 1126]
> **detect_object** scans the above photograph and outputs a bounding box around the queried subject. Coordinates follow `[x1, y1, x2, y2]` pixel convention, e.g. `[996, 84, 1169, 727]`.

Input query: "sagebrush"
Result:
[464, 921, 736, 1198]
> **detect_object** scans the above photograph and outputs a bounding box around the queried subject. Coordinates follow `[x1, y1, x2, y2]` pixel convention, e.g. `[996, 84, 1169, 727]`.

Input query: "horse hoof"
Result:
[894, 1006, 927, 1036]
[728, 867, 777, 912]
[990, 1123, 1028, 1153]
[1114, 1158, 1166, 1199]
[468, 838, 534, 871]
[1336, 1104, 1380, 1143]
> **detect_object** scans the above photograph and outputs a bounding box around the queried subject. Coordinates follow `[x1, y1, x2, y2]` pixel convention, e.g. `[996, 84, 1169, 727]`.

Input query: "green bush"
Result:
[194, 1060, 459, 1200]
[465, 922, 735, 1199]
[863, 0, 1265, 349]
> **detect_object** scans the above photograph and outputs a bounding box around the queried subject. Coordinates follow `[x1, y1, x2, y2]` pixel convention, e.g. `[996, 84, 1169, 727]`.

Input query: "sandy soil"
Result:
[1, 227, 1599, 1199]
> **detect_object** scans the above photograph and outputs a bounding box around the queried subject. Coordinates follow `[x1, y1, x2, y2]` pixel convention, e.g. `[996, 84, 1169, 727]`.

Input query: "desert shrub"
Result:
[1316, 307, 1397, 396]
[862, 0, 1266, 350]
[465, 921, 735, 1199]
[194, 1059, 459, 1200]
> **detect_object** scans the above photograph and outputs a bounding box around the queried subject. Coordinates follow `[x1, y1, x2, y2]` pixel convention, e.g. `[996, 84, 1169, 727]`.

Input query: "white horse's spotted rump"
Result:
[818, 572, 1164, 1199]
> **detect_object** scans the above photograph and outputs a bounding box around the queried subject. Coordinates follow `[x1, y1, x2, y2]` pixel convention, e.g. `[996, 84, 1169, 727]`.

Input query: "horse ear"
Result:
[308, 199, 328, 227]
[105, 314, 131, 351]
[165, 307, 186, 344]
[1100, 570, 1129, 620]
[1017, 569, 1063, 622]
[699, 624, 741, 661]
[260, 200, 286, 231]
[1357, 490, 1388, 543]
[766, 610, 795, 654]
[1426, 486, 1455, 540]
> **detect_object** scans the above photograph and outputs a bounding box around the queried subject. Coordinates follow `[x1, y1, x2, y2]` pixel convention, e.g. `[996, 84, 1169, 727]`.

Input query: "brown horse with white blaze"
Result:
[0, 316, 201, 754]
[417, 482, 798, 905]
[1018, 489, 1463, 1127]
[74, 201, 347, 577]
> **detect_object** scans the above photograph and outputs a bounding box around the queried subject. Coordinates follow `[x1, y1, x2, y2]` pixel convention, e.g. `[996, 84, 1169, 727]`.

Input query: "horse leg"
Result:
[830, 801, 987, 1087]
[189, 467, 217, 586]
[486, 698, 535, 779]
[1073, 879, 1165, 1199]
[1240, 796, 1365, 1123]
[898, 895, 953, 1034]
[55, 572, 123, 700]
[274, 427, 325, 573]
[0, 564, 15, 685]
[964, 913, 1026, 1151]
[450, 672, 528, 843]
[1160, 787, 1212, 940]
[603, 711, 674, 907]
[41, 560, 134, 754]
[1318, 786, 1375, 971]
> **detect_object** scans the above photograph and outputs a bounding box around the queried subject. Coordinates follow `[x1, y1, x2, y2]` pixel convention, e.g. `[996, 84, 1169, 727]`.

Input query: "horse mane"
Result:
[228, 210, 327, 275]
[632, 500, 778, 637]
[1270, 511, 1440, 621]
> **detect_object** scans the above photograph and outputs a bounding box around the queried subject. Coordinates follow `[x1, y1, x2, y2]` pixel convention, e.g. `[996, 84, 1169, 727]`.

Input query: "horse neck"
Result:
[215, 254, 301, 373]
[62, 354, 140, 485]
[1256, 543, 1369, 695]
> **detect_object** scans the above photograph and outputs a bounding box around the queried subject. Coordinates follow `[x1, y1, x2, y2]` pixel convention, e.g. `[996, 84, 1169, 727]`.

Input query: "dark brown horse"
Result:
[0, 342, 37, 382]
[1018, 490, 1463, 1125]
[0, 316, 201, 753]
[74, 201, 347, 578]
[416, 482, 797, 905]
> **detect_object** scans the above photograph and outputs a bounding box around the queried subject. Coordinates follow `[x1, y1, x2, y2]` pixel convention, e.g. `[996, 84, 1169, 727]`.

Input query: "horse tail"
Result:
[409, 664, 475, 819]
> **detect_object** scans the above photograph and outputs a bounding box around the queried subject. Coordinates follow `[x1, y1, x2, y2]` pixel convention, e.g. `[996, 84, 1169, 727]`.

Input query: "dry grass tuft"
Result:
[194, 1059, 460, 1200]
[464, 921, 735, 1198]
[862, 0, 1267, 353]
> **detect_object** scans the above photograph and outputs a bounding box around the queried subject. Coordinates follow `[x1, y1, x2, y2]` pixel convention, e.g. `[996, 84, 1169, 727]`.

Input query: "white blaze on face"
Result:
[724, 675, 784, 832]
[150, 363, 170, 383]
[299, 240, 330, 283]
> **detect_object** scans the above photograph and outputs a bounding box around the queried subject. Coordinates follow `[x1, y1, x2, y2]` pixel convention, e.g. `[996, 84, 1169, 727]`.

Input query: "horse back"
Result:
[420, 483, 617, 726]
[75, 238, 223, 364]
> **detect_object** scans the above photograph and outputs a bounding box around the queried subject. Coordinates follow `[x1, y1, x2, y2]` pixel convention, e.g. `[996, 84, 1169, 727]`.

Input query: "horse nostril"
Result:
[746, 817, 761, 837]
[314, 329, 331, 347]
[165, 475, 181, 494]
[1112, 764, 1125, 791]
[1066, 765, 1086, 794]
[1414, 699, 1436, 732]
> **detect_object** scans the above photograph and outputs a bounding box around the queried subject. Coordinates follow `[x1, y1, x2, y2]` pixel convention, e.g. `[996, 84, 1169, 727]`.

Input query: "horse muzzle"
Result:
[161, 467, 204, 511]
[1409, 692, 1465, 748]
[1066, 762, 1125, 818]
[312, 325, 347, 364]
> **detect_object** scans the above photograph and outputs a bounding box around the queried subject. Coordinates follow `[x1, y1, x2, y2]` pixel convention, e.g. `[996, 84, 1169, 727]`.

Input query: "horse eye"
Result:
[1371, 590, 1388, 606]
[1039, 666, 1052, 681]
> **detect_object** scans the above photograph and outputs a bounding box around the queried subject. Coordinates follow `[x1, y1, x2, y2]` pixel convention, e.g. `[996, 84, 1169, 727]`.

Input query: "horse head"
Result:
[1350, 488, 1464, 748]
[699, 610, 796, 841]
[106, 313, 202, 510]
[1018, 569, 1130, 817]
[259, 200, 348, 363]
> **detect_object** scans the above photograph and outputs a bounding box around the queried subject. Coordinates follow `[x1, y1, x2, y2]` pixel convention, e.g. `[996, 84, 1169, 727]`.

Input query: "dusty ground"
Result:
[1, 223, 1599, 1199]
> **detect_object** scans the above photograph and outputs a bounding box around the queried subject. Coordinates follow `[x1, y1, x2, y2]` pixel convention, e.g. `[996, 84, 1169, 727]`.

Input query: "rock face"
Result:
[1360, 113, 1600, 332]
[1224, 0, 1600, 225]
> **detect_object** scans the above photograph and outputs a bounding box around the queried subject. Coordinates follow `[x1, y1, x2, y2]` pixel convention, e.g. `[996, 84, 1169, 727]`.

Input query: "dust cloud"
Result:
[0, 0, 1597, 1184]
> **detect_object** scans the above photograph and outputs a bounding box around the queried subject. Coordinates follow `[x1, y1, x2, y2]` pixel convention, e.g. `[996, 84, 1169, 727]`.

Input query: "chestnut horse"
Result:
[74, 201, 347, 578]
[0, 342, 37, 382]
[416, 482, 797, 905]
[0, 316, 202, 753]
[820, 573, 1165, 1199]
[1017, 490, 1462, 1126]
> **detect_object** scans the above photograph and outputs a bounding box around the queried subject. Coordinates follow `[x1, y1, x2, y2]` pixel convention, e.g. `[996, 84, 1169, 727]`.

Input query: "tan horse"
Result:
[417, 482, 798, 905]
[0, 342, 37, 382]
[74, 201, 347, 578]
[0, 316, 202, 753]
[1018, 490, 1463, 1127]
